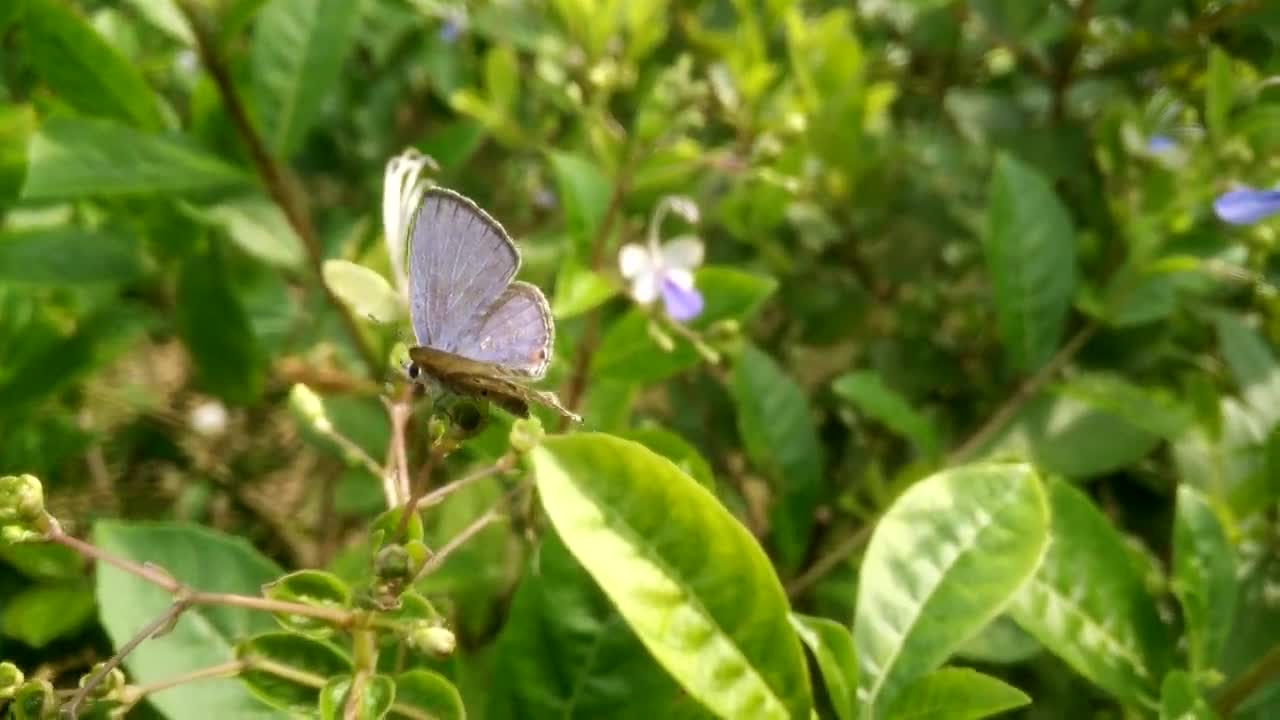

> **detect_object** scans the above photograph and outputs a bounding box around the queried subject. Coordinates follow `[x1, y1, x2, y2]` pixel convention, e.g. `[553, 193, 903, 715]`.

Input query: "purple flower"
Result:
[439, 15, 465, 43]
[660, 274, 704, 322]
[1214, 188, 1280, 225]
[1146, 135, 1176, 154]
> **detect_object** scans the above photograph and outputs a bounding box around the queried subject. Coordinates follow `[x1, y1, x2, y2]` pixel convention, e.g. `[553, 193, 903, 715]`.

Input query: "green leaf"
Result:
[1173, 486, 1236, 676]
[262, 570, 351, 638]
[984, 152, 1076, 371]
[854, 463, 1049, 713]
[251, 0, 364, 156]
[21, 117, 249, 201]
[1215, 313, 1280, 432]
[187, 195, 306, 270]
[121, 0, 193, 44]
[790, 614, 858, 720]
[177, 246, 265, 405]
[1011, 393, 1162, 479]
[832, 371, 938, 457]
[22, 0, 162, 129]
[94, 521, 285, 720]
[1008, 480, 1171, 708]
[532, 433, 812, 719]
[394, 670, 464, 720]
[0, 583, 94, 648]
[0, 104, 36, 208]
[489, 531, 701, 719]
[1206, 46, 1233, 142]
[323, 259, 404, 324]
[618, 426, 715, 491]
[883, 667, 1031, 720]
[238, 633, 352, 713]
[0, 228, 145, 285]
[731, 344, 823, 571]
[548, 151, 611, 251]
[1159, 670, 1215, 720]
[484, 44, 520, 112]
[318, 674, 395, 720]
[955, 615, 1041, 665]
[591, 267, 776, 383]
[553, 261, 618, 319]
[0, 544, 82, 581]
[1053, 372, 1193, 439]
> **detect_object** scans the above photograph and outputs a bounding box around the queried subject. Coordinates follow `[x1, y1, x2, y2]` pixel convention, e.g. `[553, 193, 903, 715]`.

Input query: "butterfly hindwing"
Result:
[408, 346, 580, 422]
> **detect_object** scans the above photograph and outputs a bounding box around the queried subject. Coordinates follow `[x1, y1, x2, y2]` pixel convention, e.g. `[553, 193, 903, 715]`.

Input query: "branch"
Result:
[785, 524, 872, 599]
[411, 486, 519, 583]
[66, 601, 190, 717]
[124, 660, 245, 702]
[175, 0, 381, 378]
[1215, 643, 1280, 718]
[948, 321, 1098, 465]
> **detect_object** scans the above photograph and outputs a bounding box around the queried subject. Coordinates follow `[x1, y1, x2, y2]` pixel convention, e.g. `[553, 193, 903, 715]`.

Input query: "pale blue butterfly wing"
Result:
[405, 187, 574, 420]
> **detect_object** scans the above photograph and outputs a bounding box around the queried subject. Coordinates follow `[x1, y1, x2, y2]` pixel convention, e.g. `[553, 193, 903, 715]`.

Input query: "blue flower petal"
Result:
[660, 275, 704, 323]
[1214, 188, 1280, 225]
[1147, 135, 1176, 153]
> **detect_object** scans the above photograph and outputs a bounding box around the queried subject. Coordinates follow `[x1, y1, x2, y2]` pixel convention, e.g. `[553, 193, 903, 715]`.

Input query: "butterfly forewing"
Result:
[408, 188, 519, 350]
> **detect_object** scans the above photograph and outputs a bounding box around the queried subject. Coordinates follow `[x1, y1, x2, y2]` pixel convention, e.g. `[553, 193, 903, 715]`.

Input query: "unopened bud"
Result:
[408, 622, 456, 657]
[0, 475, 44, 524]
[79, 663, 126, 699]
[0, 662, 23, 700]
[374, 545, 411, 582]
[289, 384, 331, 433]
[509, 418, 544, 454]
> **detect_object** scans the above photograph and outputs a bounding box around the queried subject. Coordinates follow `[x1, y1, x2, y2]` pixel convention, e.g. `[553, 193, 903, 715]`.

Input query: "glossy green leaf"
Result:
[238, 632, 352, 713]
[489, 532, 701, 719]
[0, 543, 82, 581]
[955, 615, 1041, 665]
[318, 674, 395, 720]
[1159, 670, 1215, 720]
[177, 247, 265, 405]
[832, 371, 938, 456]
[1053, 372, 1193, 439]
[94, 521, 284, 720]
[532, 433, 812, 719]
[553, 262, 618, 319]
[251, 0, 363, 156]
[23, 0, 162, 129]
[0, 104, 36, 208]
[21, 117, 249, 201]
[883, 667, 1030, 720]
[1172, 486, 1236, 675]
[731, 344, 823, 571]
[1008, 480, 1172, 709]
[394, 670, 464, 720]
[854, 463, 1048, 714]
[263, 570, 351, 638]
[0, 583, 94, 648]
[0, 228, 144, 285]
[1012, 393, 1162, 479]
[549, 151, 611, 249]
[121, 0, 193, 43]
[619, 426, 715, 490]
[1215, 312, 1280, 432]
[984, 152, 1076, 371]
[791, 614, 858, 720]
[323, 259, 404, 325]
[188, 195, 306, 270]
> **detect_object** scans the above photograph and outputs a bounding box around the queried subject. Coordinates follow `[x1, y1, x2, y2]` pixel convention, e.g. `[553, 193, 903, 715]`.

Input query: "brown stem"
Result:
[785, 524, 872, 599]
[411, 486, 519, 583]
[126, 660, 246, 700]
[1215, 643, 1280, 718]
[419, 455, 513, 509]
[50, 532, 181, 593]
[948, 321, 1098, 465]
[1049, 0, 1092, 122]
[65, 601, 190, 718]
[191, 592, 353, 626]
[175, 0, 381, 378]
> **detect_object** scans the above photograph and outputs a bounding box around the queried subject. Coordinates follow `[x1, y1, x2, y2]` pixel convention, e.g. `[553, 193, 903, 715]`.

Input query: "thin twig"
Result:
[785, 524, 873, 599]
[50, 532, 181, 593]
[175, 0, 381, 378]
[126, 660, 246, 700]
[190, 592, 353, 626]
[948, 322, 1099, 465]
[419, 455, 514, 509]
[65, 601, 190, 718]
[1215, 643, 1280, 717]
[382, 394, 415, 506]
[411, 486, 520, 583]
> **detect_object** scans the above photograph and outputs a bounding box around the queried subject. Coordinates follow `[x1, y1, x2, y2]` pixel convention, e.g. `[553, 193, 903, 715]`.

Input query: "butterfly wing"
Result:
[408, 188, 520, 351]
[409, 346, 581, 423]
[450, 281, 553, 379]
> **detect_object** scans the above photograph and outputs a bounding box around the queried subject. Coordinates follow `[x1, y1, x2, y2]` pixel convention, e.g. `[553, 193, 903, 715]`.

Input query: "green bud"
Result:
[11, 679, 54, 719]
[373, 545, 411, 582]
[0, 661, 24, 700]
[1, 525, 42, 545]
[79, 663, 126, 699]
[427, 416, 449, 446]
[0, 475, 44, 524]
[288, 384, 331, 433]
[508, 417, 545, 454]
[407, 621, 456, 657]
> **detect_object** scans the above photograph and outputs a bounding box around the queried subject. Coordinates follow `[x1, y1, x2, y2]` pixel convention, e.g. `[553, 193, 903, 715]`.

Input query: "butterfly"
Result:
[403, 187, 581, 423]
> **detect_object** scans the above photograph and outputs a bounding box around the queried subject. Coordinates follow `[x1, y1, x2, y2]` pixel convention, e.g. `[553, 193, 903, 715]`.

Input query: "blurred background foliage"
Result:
[1, 0, 1279, 717]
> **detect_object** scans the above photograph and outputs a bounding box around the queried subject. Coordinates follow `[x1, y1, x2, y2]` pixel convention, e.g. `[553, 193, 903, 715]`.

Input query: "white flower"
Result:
[619, 196, 705, 322]
[189, 400, 228, 437]
[382, 149, 438, 294]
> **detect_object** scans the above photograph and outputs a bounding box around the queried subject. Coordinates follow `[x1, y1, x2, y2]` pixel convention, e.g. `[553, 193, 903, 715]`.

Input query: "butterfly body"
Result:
[404, 188, 579, 423]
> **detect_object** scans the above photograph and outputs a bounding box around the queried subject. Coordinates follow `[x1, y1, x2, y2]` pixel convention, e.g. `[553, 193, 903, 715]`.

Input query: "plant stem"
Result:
[411, 486, 518, 583]
[191, 592, 353, 626]
[419, 455, 514, 509]
[175, 0, 381, 378]
[50, 531, 181, 593]
[246, 657, 328, 689]
[65, 601, 190, 718]
[1215, 644, 1280, 717]
[785, 524, 873, 599]
[948, 321, 1098, 465]
[126, 660, 246, 700]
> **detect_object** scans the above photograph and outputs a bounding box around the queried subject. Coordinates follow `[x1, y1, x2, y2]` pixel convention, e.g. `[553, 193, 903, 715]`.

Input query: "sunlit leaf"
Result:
[1215, 312, 1280, 432]
[1172, 486, 1236, 676]
[394, 670, 464, 720]
[238, 633, 352, 713]
[855, 463, 1049, 713]
[0, 583, 94, 648]
[532, 433, 812, 719]
[791, 614, 858, 720]
[884, 667, 1030, 720]
[1158, 670, 1214, 720]
[833, 371, 938, 457]
[322, 259, 404, 325]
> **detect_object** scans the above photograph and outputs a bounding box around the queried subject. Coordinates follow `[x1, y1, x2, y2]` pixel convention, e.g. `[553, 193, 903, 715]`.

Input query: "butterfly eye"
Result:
[406, 363, 421, 380]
